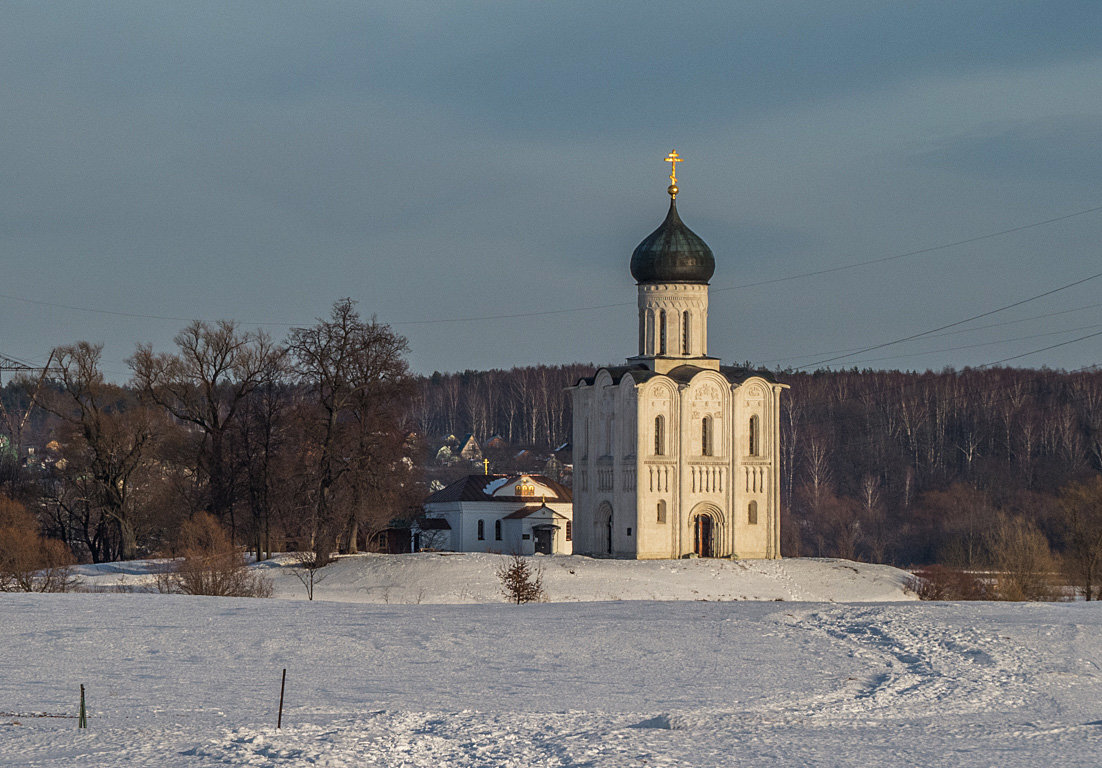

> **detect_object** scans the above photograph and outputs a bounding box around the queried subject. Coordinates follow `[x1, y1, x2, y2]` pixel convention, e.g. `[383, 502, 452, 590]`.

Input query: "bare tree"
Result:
[858, 474, 892, 563]
[231, 357, 291, 561]
[986, 514, 1058, 601]
[288, 551, 330, 600]
[156, 512, 272, 597]
[1056, 477, 1102, 600]
[286, 299, 412, 565]
[36, 343, 161, 560]
[0, 495, 78, 592]
[130, 321, 283, 542]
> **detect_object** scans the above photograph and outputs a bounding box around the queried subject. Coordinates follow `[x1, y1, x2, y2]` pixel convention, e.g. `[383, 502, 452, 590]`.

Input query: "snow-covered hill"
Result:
[75, 552, 917, 603]
[2, 594, 1102, 766]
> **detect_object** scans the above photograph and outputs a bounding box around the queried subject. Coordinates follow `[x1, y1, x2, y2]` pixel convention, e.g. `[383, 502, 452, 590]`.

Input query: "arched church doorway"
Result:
[693, 513, 714, 557]
[689, 504, 725, 558]
[596, 502, 613, 556]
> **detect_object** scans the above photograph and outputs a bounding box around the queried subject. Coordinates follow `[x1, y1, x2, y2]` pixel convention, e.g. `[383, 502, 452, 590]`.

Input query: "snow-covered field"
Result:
[75, 552, 916, 604]
[4, 559, 1102, 766]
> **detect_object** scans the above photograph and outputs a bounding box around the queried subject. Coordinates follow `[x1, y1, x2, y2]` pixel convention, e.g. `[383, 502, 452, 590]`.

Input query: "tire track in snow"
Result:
[766, 606, 1038, 720]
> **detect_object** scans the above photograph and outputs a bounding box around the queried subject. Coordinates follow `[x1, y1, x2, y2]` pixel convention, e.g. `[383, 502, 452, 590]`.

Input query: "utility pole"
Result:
[0, 351, 57, 459]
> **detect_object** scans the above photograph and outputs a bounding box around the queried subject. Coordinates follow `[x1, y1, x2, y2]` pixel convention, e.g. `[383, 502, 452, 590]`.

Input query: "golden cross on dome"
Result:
[664, 150, 682, 198]
[665, 150, 682, 184]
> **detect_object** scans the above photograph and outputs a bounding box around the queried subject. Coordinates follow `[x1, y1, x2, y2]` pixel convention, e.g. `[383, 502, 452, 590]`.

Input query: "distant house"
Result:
[414, 473, 573, 555]
[458, 434, 482, 462]
[484, 435, 506, 450]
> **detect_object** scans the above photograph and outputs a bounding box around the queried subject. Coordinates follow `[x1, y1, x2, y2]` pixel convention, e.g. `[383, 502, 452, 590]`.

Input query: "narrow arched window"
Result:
[701, 416, 712, 456]
[749, 415, 759, 456]
[659, 310, 667, 355]
[682, 311, 690, 355]
[657, 500, 667, 524]
[494, 519, 502, 541]
[477, 519, 485, 541]
[654, 415, 664, 456]
[748, 501, 758, 525]
[645, 309, 655, 355]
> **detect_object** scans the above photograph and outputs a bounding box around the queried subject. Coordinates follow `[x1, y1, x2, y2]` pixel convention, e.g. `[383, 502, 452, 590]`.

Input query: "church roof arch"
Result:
[680, 367, 735, 396]
[734, 374, 789, 400]
[638, 375, 677, 399]
[592, 368, 615, 389]
[618, 371, 642, 391]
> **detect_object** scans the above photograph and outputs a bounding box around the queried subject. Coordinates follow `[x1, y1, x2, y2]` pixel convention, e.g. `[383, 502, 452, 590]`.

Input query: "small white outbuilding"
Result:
[415, 473, 573, 555]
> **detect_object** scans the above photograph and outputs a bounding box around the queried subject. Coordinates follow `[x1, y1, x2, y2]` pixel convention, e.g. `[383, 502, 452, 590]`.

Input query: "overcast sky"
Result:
[3, 2, 1102, 380]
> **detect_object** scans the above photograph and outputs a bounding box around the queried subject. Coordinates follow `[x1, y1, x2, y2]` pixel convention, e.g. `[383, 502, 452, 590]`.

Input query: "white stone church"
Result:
[570, 154, 786, 559]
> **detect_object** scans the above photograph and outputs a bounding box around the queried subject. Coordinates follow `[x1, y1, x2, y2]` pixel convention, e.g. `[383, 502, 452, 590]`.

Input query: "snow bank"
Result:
[75, 553, 917, 604]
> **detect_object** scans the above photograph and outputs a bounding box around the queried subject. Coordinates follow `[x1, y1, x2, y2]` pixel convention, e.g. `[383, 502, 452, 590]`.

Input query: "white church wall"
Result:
[635, 377, 678, 558]
[570, 382, 595, 555]
[572, 368, 784, 560]
[729, 377, 781, 559]
[613, 377, 638, 557]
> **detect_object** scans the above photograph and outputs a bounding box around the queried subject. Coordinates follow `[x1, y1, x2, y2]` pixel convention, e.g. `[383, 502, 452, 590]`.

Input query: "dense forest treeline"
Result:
[775, 367, 1101, 567]
[411, 364, 596, 448]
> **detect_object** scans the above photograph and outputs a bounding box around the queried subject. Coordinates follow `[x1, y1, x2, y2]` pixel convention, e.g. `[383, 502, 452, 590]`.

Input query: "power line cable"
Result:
[796, 270, 1102, 371]
[761, 301, 1102, 366]
[806, 322, 1102, 368]
[980, 330, 1102, 368]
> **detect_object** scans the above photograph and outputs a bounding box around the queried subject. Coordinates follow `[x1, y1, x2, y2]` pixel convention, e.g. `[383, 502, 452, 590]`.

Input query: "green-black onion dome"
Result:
[629, 198, 715, 284]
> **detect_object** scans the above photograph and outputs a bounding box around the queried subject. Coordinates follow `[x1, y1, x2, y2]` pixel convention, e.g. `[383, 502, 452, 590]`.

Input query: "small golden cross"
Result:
[665, 150, 682, 185]
[483, 458, 490, 475]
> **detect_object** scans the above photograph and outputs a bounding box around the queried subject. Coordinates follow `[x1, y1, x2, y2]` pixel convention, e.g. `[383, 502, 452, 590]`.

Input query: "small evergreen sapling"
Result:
[496, 554, 545, 604]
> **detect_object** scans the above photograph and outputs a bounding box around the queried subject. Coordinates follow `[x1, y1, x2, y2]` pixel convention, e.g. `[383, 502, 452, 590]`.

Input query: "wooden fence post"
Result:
[277, 668, 286, 729]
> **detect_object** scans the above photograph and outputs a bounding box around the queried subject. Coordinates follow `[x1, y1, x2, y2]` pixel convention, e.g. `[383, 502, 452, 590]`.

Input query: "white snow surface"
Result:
[74, 552, 917, 604]
[3, 594, 1102, 766]
[5, 558, 1102, 766]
